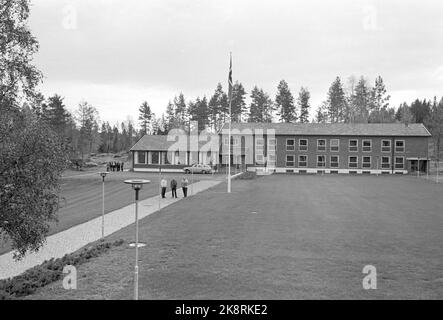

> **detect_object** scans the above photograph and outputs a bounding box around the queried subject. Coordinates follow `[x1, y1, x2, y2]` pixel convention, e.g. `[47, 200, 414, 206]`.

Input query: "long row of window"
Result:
[285, 155, 405, 169]
[286, 139, 405, 153]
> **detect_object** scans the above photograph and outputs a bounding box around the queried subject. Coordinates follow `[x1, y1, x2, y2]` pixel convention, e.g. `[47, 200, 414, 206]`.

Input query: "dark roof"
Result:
[130, 134, 219, 151]
[221, 122, 431, 137]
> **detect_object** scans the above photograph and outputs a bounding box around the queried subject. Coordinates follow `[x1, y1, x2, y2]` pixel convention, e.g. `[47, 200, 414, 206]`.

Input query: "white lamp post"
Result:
[124, 179, 150, 300]
[98, 172, 109, 239]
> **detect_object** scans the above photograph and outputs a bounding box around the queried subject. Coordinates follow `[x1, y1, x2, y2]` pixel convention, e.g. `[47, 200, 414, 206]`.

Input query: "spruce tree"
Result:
[326, 77, 347, 123]
[275, 80, 296, 123]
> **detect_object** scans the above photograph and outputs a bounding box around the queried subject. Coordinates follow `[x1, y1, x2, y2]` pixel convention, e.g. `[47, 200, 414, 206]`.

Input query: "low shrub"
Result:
[235, 171, 257, 180]
[0, 239, 125, 300]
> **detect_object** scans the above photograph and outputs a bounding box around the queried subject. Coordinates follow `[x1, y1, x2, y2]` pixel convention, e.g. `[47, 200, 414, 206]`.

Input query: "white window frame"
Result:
[317, 155, 326, 168]
[255, 154, 264, 163]
[330, 155, 339, 168]
[286, 154, 295, 167]
[348, 156, 358, 168]
[268, 138, 276, 150]
[317, 139, 326, 152]
[381, 156, 391, 169]
[395, 140, 405, 153]
[330, 139, 340, 152]
[286, 138, 295, 151]
[256, 137, 264, 146]
[362, 156, 371, 168]
[268, 153, 276, 162]
[136, 151, 146, 164]
[299, 139, 308, 151]
[349, 139, 358, 152]
[151, 151, 160, 165]
[395, 156, 405, 169]
[362, 139, 372, 152]
[255, 138, 264, 158]
[298, 155, 308, 167]
[381, 140, 391, 153]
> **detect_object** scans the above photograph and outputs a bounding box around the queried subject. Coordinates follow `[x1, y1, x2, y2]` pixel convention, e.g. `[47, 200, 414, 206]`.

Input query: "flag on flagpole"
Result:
[228, 53, 233, 104]
[227, 53, 232, 193]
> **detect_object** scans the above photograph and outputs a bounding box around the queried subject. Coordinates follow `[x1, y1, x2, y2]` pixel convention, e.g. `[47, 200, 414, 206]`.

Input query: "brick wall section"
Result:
[273, 135, 429, 170]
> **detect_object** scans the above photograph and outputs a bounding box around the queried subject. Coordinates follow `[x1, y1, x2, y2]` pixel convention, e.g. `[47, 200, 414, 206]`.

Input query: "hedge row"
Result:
[0, 239, 125, 300]
[235, 171, 257, 180]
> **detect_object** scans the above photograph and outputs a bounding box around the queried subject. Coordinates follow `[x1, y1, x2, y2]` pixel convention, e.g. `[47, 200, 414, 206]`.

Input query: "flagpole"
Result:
[227, 52, 232, 193]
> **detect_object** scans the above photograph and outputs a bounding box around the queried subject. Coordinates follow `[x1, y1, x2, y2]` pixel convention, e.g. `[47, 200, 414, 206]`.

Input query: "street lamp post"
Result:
[98, 172, 109, 239]
[124, 179, 150, 300]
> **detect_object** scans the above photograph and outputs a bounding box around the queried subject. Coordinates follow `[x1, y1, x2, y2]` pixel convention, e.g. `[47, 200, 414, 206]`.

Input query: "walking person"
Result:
[121, 162, 124, 171]
[181, 176, 189, 198]
[171, 178, 178, 198]
[160, 177, 167, 198]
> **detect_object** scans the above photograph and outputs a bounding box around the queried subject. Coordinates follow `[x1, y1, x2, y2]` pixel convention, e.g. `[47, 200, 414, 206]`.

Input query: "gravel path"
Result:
[0, 180, 222, 280]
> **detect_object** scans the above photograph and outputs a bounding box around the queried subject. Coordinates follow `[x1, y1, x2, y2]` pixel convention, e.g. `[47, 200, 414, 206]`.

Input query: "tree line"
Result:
[28, 93, 143, 161]
[139, 75, 443, 161]
[138, 80, 312, 135]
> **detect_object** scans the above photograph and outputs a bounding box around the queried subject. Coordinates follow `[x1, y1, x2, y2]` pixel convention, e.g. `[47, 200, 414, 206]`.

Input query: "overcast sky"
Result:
[29, 0, 443, 125]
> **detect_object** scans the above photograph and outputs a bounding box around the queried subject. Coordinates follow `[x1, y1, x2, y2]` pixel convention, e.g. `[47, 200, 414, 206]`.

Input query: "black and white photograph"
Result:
[1, 0, 442, 310]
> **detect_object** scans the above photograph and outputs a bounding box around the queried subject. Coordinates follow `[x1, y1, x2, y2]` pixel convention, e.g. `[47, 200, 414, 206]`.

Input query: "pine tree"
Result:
[315, 101, 329, 123]
[188, 96, 210, 133]
[275, 80, 296, 123]
[396, 102, 414, 124]
[46, 94, 70, 137]
[165, 100, 176, 130]
[326, 77, 347, 123]
[231, 81, 247, 122]
[138, 101, 152, 136]
[368, 76, 391, 123]
[426, 97, 443, 161]
[410, 99, 431, 123]
[174, 93, 187, 128]
[351, 77, 371, 123]
[249, 86, 274, 123]
[297, 87, 311, 123]
[98, 122, 108, 153]
[75, 101, 99, 160]
[208, 83, 229, 131]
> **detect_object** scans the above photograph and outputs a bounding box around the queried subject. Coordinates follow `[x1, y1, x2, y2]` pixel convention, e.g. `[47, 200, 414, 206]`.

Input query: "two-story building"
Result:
[130, 122, 432, 174]
[223, 122, 432, 174]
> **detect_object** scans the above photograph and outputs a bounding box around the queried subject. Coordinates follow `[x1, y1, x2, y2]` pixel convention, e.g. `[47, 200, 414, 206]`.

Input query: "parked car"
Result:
[183, 164, 213, 174]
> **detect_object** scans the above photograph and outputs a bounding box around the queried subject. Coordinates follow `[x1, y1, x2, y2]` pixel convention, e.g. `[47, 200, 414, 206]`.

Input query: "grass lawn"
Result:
[25, 174, 443, 299]
[0, 171, 207, 255]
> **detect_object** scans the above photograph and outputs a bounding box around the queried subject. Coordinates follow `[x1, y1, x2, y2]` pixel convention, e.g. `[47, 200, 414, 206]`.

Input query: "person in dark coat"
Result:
[121, 162, 124, 171]
[171, 178, 178, 198]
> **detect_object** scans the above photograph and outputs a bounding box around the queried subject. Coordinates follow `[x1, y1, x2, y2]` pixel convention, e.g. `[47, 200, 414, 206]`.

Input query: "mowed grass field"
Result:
[0, 170, 212, 255]
[26, 174, 443, 299]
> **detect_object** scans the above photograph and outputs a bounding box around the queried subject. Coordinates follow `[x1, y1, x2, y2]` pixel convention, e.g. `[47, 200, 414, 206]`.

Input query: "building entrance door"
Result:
[409, 160, 418, 173]
[408, 159, 428, 174]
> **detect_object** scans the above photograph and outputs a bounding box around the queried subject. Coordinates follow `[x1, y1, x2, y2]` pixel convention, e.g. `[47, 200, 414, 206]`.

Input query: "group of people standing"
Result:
[160, 177, 189, 199]
[107, 161, 124, 172]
